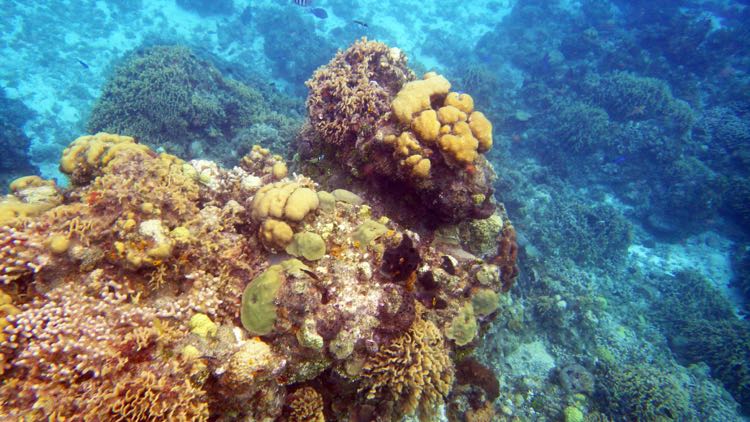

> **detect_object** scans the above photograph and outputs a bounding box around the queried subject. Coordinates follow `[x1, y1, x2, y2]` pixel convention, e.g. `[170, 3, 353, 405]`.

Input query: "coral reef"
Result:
[0, 122, 518, 420]
[301, 38, 497, 223]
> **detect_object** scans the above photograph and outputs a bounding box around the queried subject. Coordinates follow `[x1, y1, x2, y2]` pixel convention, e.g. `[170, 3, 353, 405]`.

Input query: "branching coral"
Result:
[0, 274, 208, 420]
[306, 37, 412, 147]
[0, 225, 47, 284]
[360, 313, 455, 420]
[286, 387, 326, 422]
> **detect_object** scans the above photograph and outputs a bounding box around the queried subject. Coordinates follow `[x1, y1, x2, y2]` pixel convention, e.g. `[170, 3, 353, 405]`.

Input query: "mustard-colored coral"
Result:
[412, 109, 441, 142]
[445, 92, 474, 113]
[260, 218, 294, 250]
[0, 176, 61, 224]
[392, 72, 451, 124]
[189, 313, 218, 338]
[469, 111, 493, 152]
[389, 73, 493, 173]
[361, 314, 455, 420]
[250, 181, 319, 222]
[224, 338, 277, 388]
[60, 132, 151, 184]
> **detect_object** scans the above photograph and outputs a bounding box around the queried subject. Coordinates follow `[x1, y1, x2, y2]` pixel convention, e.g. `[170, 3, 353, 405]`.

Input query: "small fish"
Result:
[293, 0, 312, 6]
[76, 59, 89, 69]
[310, 7, 328, 19]
[353, 19, 369, 28]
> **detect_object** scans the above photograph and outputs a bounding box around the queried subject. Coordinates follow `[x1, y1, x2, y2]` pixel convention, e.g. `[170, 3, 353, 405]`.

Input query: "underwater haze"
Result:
[1, 0, 750, 420]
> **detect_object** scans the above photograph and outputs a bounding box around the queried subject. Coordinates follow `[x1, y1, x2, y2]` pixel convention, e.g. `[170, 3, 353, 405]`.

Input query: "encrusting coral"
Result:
[0, 41, 519, 422]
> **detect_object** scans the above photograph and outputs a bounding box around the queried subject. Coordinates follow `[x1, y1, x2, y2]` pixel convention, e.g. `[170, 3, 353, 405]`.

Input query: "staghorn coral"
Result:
[0, 225, 48, 284]
[360, 313, 455, 421]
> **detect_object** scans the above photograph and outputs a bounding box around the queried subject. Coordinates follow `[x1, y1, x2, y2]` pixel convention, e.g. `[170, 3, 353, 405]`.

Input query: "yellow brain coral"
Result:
[391, 72, 451, 125]
[388, 73, 494, 175]
[250, 181, 319, 223]
[60, 132, 152, 184]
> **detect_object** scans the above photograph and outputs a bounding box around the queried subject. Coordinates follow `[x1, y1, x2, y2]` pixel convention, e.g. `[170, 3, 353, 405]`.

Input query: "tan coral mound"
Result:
[360, 313, 455, 420]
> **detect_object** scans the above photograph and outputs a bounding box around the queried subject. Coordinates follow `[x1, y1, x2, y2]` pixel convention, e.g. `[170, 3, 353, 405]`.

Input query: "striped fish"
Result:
[293, 0, 312, 6]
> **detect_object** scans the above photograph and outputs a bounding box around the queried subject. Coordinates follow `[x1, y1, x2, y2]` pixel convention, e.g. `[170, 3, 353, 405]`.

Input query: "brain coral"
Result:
[303, 38, 497, 223]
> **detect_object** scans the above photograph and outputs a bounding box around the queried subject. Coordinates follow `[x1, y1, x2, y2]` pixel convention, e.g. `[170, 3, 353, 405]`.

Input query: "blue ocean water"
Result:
[1, 0, 749, 420]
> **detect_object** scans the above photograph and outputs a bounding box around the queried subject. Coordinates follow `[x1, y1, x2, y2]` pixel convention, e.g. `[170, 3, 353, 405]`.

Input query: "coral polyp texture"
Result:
[0, 46, 517, 421]
[302, 38, 497, 223]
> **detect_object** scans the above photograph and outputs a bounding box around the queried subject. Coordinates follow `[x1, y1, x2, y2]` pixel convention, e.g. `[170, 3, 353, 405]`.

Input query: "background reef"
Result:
[2, 0, 750, 420]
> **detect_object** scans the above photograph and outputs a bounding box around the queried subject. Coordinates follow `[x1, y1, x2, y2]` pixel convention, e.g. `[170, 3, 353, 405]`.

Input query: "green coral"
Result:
[673, 319, 750, 413]
[563, 406, 584, 422]
[458, 214, 503, 258]
[588, 71, 693, 132]
[285, 231, 326, 261]
[471, 288, 499, 317]
[352, 219, 388, 246]
[240, 265, 284, 336]
[598, 364, 690, 421]
[446, 303, 478, 346]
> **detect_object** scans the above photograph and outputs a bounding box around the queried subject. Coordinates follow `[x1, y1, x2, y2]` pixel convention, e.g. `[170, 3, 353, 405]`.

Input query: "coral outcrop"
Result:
[0, 45, 518, 422]
[302, 38, 497, 223]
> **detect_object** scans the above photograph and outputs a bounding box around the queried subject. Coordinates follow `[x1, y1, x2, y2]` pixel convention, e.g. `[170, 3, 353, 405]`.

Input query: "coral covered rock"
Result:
[302, 38, 497, 223]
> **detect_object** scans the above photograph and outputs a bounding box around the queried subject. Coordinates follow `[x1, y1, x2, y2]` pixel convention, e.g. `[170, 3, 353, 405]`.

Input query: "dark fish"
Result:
[310, 7, 327, 19]
[353, 19, 369, 28]
[293, 0, 312, 6]
[76, 59, 89, 69]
